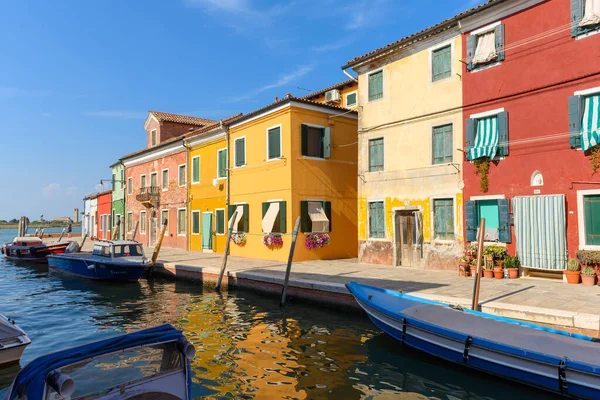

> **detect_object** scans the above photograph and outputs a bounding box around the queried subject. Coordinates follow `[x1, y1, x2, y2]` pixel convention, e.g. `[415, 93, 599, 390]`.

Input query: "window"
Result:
[217, 149, 227, 179]
[121, 170, 125, 189]
[140, 175, 146, 189]
[127, 212, 133, 232]
[178, 165, 186, 186]
[569, 92, 600, 151]
[368, 201, 385, 238]
[228, 204, 249, 233]
[432, 124, 453, 164]
[161, 169, 169, 190]
[267, 126, 282, 160]
[191, 211, 200, 235]
[177, 209, 186, 235]
[150, 172, 157, 188]
[140, 211, 146, 234]
[583, 194, 600, 246]
[301, 125, 331, 159]
[112, 173, 116, 190]
[191, 156, 200, 184]
[234, 137, 246, 167]
[127, 177, 132, 195]
[465, 198, 511, 243]
[572, 0, 600, 37]
[300, 201, 331, 233]
[161, 210, 169, 229]
[467, 23, 504, 71]
[369, 138, 384, 172]
[368, 70, 383, 101]
[432, 45, 451, 82]
[216, 209, 225, 235]
[151, 129, 156, 146]
[262, 201, 286, 233]
[433, 199, 454, 240]
[346, 92, 357, 107]
[466, 111, 508, 160]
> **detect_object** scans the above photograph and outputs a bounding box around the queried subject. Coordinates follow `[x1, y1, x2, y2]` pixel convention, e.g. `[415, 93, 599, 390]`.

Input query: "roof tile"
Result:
[149, 110, 217, 127]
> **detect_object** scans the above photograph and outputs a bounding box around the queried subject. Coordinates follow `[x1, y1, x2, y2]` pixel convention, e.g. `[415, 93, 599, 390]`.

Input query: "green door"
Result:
[202, 213, 213, 249]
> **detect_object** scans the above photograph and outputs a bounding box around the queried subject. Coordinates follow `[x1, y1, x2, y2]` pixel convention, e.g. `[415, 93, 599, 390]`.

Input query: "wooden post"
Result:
[131, 221, 140, 241]
[39, 228, 45, 239]
[149, 219, 168, 264]
[471, 218, 486, 311]
[216, 211, 237, 292]
[80, 233, 88, 249]
[57, 228, 66, 242]
[280, 217, 301, 307]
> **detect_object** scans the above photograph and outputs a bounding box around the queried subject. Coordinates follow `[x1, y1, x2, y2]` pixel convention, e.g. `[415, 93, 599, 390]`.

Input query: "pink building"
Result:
[121, 111, 215, 249]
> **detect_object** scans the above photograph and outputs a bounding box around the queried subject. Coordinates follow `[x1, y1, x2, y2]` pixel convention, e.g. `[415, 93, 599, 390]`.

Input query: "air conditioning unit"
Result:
[325, 89, 341, 104]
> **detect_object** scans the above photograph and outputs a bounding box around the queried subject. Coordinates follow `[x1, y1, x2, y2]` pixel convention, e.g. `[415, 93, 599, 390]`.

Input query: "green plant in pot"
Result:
[565, 258, 581, 285]
[581, 266, 596, 287]
[484, 245, 507, 279]
[503, 255, 520, 279]
[576, 250, 600, 276]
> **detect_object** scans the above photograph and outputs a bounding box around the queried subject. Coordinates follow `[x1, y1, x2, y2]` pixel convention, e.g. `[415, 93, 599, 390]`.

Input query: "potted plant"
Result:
[305, 233, 330, 251]
[581, 267, 596, 287]
[262, 233, 283, 249]
[503, 255, 520, 279]
[483, 262, 494, 278]
[565, 258, 581, 284]
[230, 232, 247, 246]
[576, 250, 600, 276]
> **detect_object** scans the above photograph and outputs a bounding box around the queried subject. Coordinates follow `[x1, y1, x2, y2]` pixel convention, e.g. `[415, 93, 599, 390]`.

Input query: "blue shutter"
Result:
[569, 95, 583, 149]
[571, 0, 583, 37]
[495, 24, 505, 62]
[323, 127, 332, 158]
[498, 198, 511, 243]
[465, 118, 476, 158]
[466, 35, 477, 71]
[465, 200, 477, 242]
[497, 111, 509, 156]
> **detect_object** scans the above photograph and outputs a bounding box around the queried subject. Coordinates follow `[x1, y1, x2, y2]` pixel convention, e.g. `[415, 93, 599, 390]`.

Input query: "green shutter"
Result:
[497, 112, 509, 156]
[466, 34, 477, 71]
[495, 24, 505, 62]
[301, 124, 308, 156]
[268, 127, 281, 159]
[242, 204, 249, 233]
[323, 127, 331, 158]
[369, 138, 384, 172]
[279, 201, 287, 233]
[192, 212, 200, 234]
[192, 157, 200, 182]
[228, 205, 236, 228]
[433, 125, 452, 164]
[465, 200, 477, 242]
[432, 45, 451, 81]
[346, 92, 357, 106]
[571, 0, 583, 37]
[368, 202, 384, 238]
[569, 95, 583, 149]
[218, 150, 227, 178]
[584, 196, 600, 245]
[235, 138, 245, 166]
[300, 201, 311, 233]
[216, 209, 225, 234]
[262, 202, 269, 218]
[368, 71, 383, 101]
[465, 118, 476, 156]
[323, 201, 332, 232]
[498, 199, 511, 243]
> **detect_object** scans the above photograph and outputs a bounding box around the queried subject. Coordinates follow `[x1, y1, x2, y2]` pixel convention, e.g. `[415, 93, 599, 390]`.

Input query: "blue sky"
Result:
[0, 0, 483, 220]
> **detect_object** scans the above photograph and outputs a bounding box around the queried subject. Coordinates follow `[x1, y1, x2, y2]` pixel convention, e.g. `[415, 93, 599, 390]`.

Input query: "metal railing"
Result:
[136, 186, 160, 203]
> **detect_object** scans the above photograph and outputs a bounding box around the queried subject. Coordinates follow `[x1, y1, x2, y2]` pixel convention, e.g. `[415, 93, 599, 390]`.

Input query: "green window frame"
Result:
[433, 198, 455, 240]
[267, 126, 282, 160]
[346, 92, 357, 107]
[191, 156, 200, 184]
[217, 149, 227, 179]
[432, 124, 453, 165]
[368, 70, 383, 101]
[369, 138, 384, 172]
[584, 195, 600, 246]
[432, 45, 451, 82]
[234, 137, 246, 167]
[177, 208, 186, 235]
[368, 201, 385, 238]
[216, 209, 225, 235]
[162, 169, 169, 190]
[161, 209, 169, 229]
[261, 201, 287, 233]
[191, 210, 200, 235]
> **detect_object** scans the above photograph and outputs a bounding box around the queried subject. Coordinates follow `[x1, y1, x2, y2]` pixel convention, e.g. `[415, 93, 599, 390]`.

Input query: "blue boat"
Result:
[346, 282, 600, 399]
[48, 240, 150, 282]
[2, 324, 195, 400]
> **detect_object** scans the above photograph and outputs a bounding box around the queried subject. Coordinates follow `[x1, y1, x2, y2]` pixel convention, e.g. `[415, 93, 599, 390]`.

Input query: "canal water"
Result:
[0, 230, 557, 399]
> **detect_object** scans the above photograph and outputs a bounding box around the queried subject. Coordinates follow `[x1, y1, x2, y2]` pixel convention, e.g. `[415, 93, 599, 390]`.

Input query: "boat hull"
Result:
[347, 282, 600, 399]
[2, 242, 70, 264]
[48, 255, 148, 282]
[0, 343, 28, 367]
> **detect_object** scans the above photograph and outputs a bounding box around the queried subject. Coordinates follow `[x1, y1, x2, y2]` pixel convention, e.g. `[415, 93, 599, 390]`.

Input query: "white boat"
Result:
[0, 314, 31, 367]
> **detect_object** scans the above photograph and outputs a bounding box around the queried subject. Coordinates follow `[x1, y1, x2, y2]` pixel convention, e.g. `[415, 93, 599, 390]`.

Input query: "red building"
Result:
[121, 111, 216, 250]
[97, 190, 113, 240]
[461, 0, 600, 276]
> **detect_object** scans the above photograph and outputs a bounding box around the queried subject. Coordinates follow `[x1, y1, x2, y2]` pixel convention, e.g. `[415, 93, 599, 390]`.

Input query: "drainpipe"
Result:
[183, 137, 191, 251]
[343, 69, 358, 82]
[223, 120, 230, 210]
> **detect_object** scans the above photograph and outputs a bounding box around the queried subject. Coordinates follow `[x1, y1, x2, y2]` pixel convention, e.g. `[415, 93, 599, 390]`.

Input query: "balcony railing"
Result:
[136, 186, 160, 205]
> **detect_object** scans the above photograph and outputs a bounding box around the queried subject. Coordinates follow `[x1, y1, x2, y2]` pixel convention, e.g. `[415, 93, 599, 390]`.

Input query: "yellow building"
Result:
[343, 23, 464, 269]
[301, 79, 359, 110]
[226, 95, 358, 261]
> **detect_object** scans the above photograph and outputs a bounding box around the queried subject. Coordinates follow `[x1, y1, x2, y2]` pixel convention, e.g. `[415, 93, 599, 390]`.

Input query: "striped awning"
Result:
[513, 195, 567, 271]
[467, 116, 498, 160]
[581, 93, 600, 152]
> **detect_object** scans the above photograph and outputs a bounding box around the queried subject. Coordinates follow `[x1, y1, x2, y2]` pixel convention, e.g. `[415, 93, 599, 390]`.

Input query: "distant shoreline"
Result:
[0, 222, 82, 229]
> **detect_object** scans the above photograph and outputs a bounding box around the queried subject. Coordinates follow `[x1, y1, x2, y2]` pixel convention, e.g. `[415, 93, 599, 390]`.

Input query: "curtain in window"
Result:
[467, 116, 498, 160]
[580, 0, 600, 27]
[472, 31, 497, 65]
[581, 94, 600, 151]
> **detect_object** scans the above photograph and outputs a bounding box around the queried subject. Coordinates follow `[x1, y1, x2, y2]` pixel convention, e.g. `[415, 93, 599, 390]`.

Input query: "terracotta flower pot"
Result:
[483, 270, 494, 279]
[565, 270, 581, 284]
[508, 268, 519, 279]
[494, 268, 503, 279]
[582, 275, 596, 287]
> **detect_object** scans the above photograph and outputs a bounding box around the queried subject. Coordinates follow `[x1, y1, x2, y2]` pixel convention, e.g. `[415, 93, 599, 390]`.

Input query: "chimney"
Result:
[286, 92, 292, 98]
[274, 96, 279, 102]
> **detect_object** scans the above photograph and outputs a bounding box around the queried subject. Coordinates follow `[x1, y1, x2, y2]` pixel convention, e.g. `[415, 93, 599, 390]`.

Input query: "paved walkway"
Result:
[142, 246, 600, 332]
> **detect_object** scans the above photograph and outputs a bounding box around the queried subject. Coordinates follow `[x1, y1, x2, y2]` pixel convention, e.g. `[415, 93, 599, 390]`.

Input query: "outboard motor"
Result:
[64, 241, 80, 254]
[46, 370, 75, 398]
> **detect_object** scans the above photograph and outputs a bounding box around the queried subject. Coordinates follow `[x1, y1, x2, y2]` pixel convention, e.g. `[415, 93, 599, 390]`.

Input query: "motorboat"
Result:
[347, 281, 600, 399]
[2, 324, 195, 400]
[47, 240, 150, 282]
[1, 237, 71, 263]
[0, 313, 31, 367]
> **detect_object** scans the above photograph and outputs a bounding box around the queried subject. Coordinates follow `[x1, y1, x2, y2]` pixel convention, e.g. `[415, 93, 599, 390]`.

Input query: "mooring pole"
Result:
[57, 228, 66, 242]
[131, 221, 140, 241]
[280, 217, 301, 307]
[216, 211, 237, 292]
[148, 219, 168, 278]
[112, 216, 121, 240]
[39, 228, 45, 239]
[471, 218, 486, 311]
[80, 232, 88, 249]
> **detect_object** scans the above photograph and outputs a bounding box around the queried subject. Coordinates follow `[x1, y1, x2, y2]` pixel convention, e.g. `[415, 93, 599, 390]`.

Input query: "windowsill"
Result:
[216, 233, 225, 236]
[580, 245, 600, 251]
[267, 157, 283, 162]
[162, 188, 168, 192]
[178, 184, 186, 187]
[432, 239, 456, 244]
[191, 233, 200, 236]
[347, 103, 357, 108]
[178, 233, 186, 237]
[302, 156, 327, 161]
[234, 165, 246, 169]
[576, 28, 600, 40]
[468, 156, 505, 163]
[191, 181, 200, 185]
[470, 61, 501, 73]
[367, 237, 388, 242]
[431, 75, 454, 84]
[367, 169, 384, 173]
[367, 97, 384, 103]
[216, 176, 227, 180]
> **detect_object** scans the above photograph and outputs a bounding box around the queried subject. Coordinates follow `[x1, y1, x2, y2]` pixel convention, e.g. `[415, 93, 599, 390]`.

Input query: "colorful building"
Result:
[89, 193, 98, 239]
[97, 190, 112, 240]
[226, 94, 358, 261]
[461, 0, 600, 276]
[343, 17, 465, 269]
[121, 111, 216, 249]
[110, 161, 126, 240]
[301, 79, 359, 110]
[82, 195, 92, 237]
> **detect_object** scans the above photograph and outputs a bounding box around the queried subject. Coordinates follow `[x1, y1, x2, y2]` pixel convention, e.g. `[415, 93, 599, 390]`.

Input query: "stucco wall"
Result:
[307, 81, 359, 109]
[97, 192, 112, 240]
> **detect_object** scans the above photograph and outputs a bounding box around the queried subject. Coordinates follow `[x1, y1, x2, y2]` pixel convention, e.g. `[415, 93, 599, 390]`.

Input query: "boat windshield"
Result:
[92, 245, 111, 257]
[113, 244, 144, 257]
[44, 342, 183, 399]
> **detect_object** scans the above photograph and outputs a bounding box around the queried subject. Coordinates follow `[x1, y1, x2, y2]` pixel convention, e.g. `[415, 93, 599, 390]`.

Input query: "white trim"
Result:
[303, 198, 327, 202]
[215, 208, 226, 236]
[186, 129, 225, 147]
[122, 141, 185, 167]
[577, 189, 600, 250]
[140, 210, 147, 234]
[191, 210, 201, 235]
[429, 39, 454, 84]
[216, 148, 228, 179]
[367, 199, 386, 240]
[470, 194, 505, 201]
[233, 136, 247, 168]
[127, 177, 133, 195]
[576, 29, 600, 40]
[161, 168, 169, 191]
[143, 113, 159, 130]
[367, 68, 384, 103]
[178, 164, 186, 187]
[459, 0, 543, 33]
[150, 171, 158, 188]
[575, 86, 600, 96]
[267, 198, 284, 202]
[470, 21, 501, 36]
[430, 195, 458, 243]
[469, 107, 505, 119]
[160, 209, 169, 230]
[191, 156, 201, 184]
[345, 91, 358, 108]
[177, 207, 187, 236]
[266, 124, 283, 161]
[150, 129, 157, 146]
[139, 174, 146, 188]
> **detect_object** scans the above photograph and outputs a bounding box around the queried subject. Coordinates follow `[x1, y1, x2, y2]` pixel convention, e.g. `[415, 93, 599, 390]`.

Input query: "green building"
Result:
[110, 161, 126, 240]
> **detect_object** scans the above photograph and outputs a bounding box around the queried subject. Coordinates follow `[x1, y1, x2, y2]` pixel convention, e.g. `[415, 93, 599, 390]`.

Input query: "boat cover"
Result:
[0, 320, 23, 341]
[11, 237, 42, 243]
[6, 324, 187, 400]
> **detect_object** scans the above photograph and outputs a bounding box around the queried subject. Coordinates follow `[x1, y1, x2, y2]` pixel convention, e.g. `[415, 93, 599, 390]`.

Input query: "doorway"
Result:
[394, 210, 423, 267]
[149, 211, 157, 246]
[202, 212, 213, 250]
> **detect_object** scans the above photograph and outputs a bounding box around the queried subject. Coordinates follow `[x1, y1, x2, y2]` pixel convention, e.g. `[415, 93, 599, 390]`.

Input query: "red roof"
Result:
[301, 79, 357, 100]
[148, 110, 217, 127]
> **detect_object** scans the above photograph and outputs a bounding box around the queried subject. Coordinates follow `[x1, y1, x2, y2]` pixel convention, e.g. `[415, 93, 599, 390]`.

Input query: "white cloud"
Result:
[42, 184, 61, 198]
[185, 0, 295, 30]
[81, 110, 146, 119]
[343, 0, 391, 30]
[312, 38, 354, 52]
[65, 186, 77, 197]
